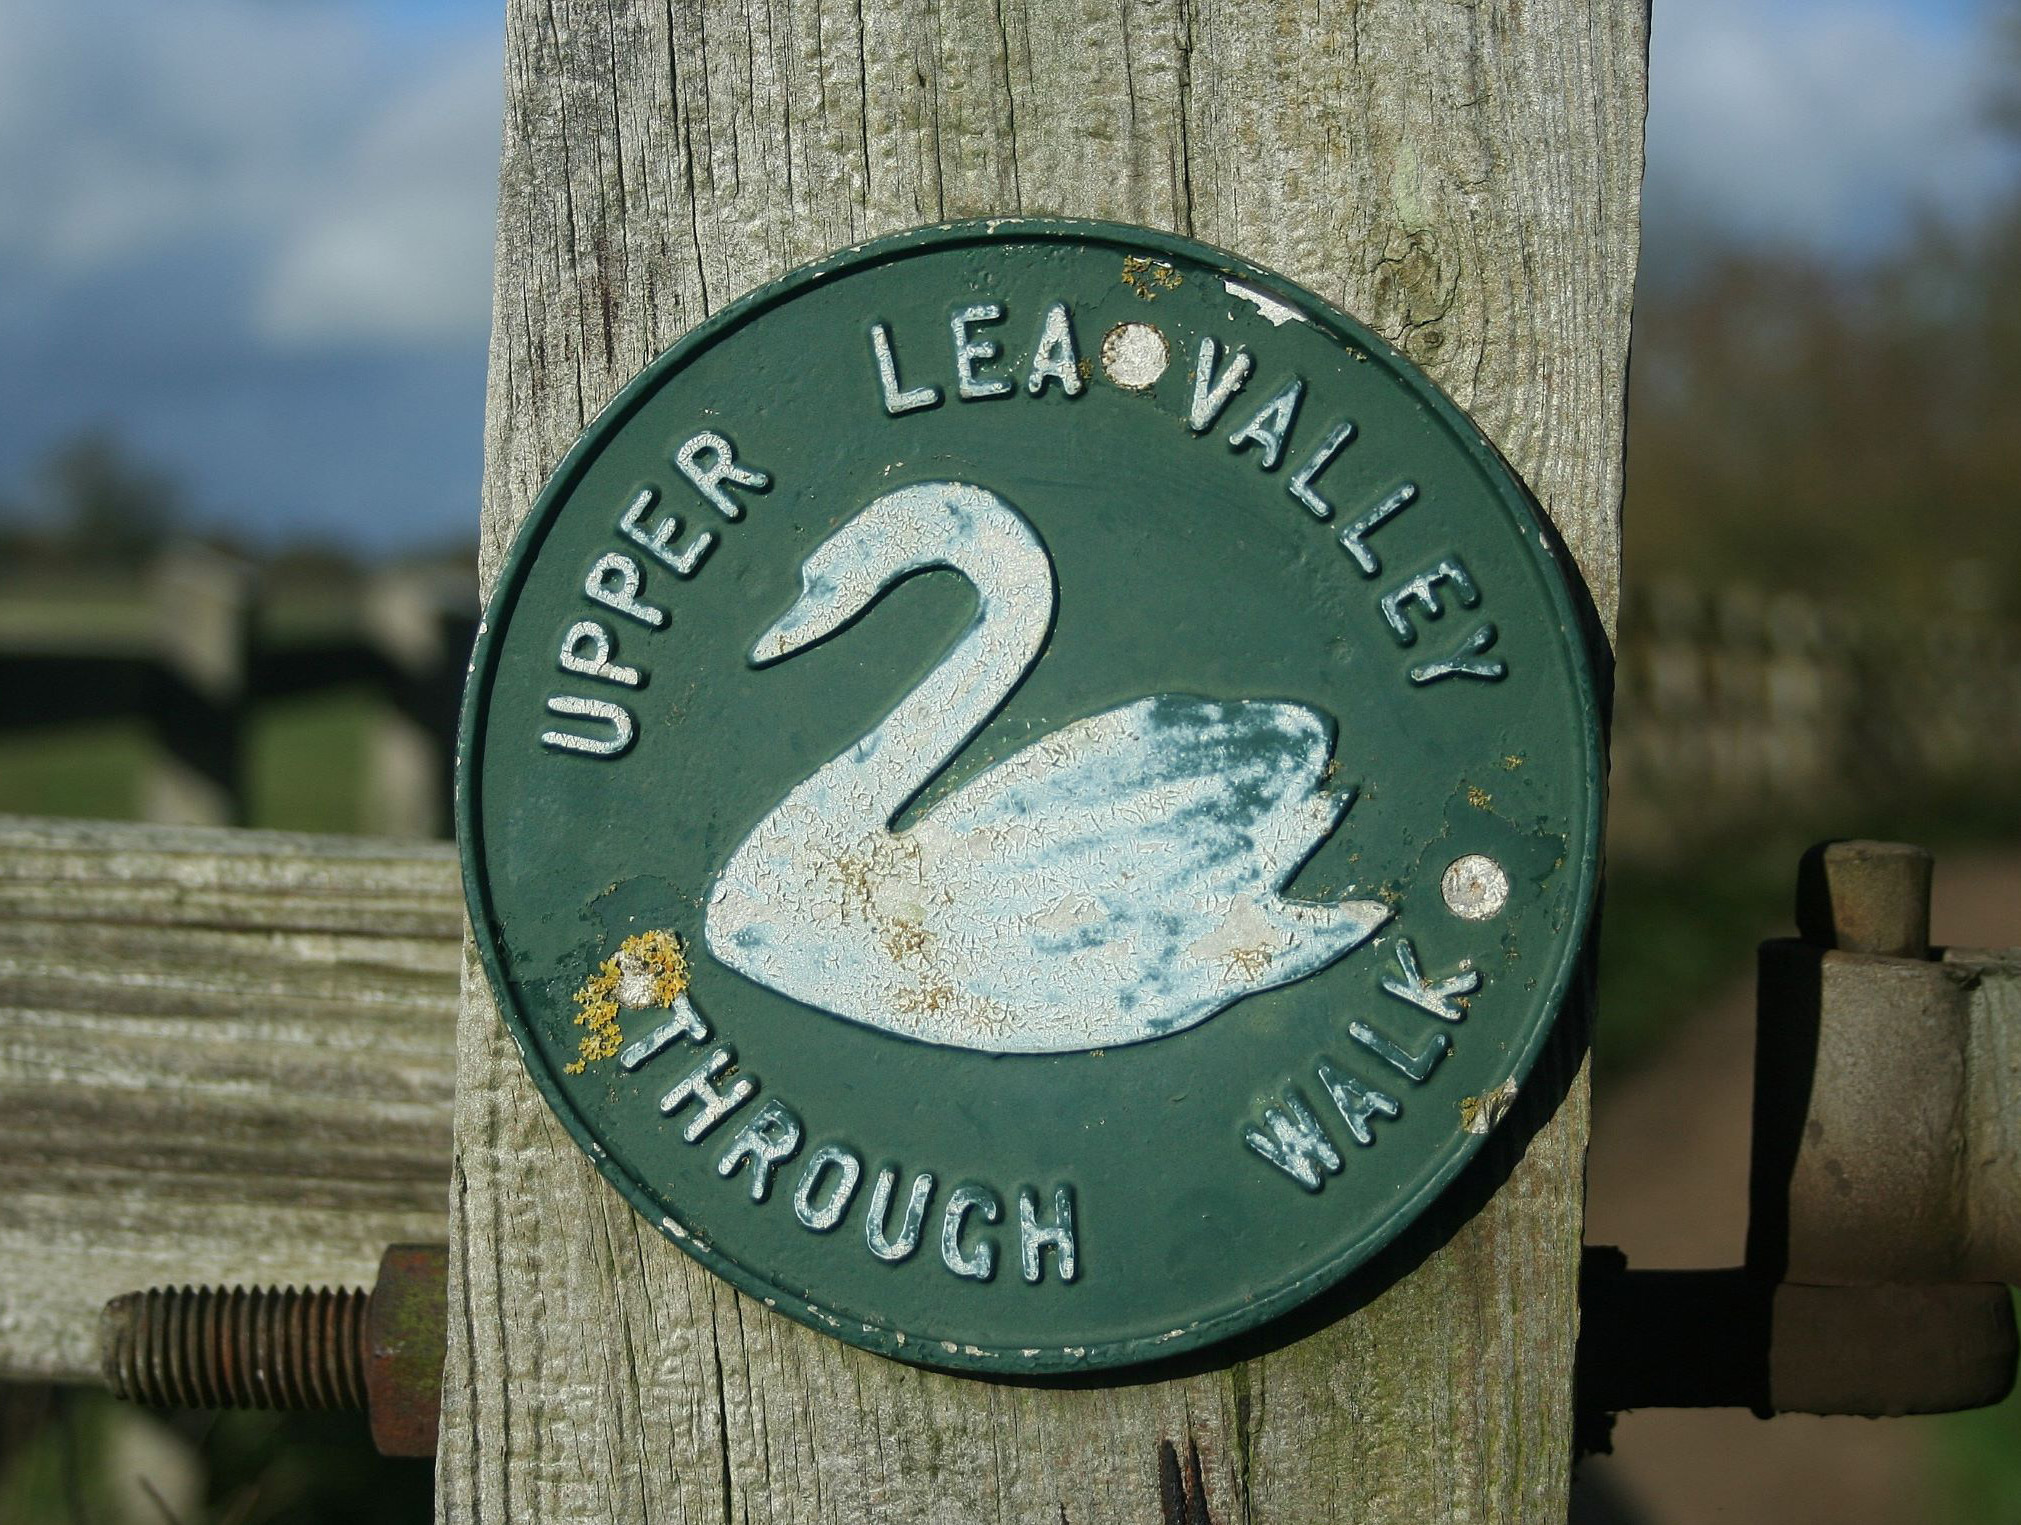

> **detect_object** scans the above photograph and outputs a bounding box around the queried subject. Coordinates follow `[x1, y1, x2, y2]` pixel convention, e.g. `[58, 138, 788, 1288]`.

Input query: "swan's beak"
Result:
[749, 614, 800, 666]
[749, 579, 844, 666]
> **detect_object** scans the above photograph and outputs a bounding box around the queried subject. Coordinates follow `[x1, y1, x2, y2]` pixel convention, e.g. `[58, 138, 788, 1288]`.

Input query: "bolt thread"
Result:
[101, 1284, 369, 1411]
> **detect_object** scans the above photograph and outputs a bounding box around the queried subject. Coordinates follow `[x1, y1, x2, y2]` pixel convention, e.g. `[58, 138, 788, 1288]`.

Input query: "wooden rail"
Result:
[0, 814, 458, 1386]
[0, 548, 474, 837]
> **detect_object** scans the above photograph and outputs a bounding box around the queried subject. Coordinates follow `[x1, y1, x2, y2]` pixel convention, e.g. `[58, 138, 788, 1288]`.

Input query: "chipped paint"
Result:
[1459, 1078, 1519, 1136]
[1223, 279, 1308, 327]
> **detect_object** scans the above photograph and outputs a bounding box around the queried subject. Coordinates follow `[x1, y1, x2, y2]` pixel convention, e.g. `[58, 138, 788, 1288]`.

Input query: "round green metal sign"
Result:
[459, 219, 1602, 1374]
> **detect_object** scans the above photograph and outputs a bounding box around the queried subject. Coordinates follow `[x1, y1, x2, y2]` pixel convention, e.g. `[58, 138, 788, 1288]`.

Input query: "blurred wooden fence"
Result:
[0, 545, 475, 837]
[1610, 579, 2021, 850]
[1, 555, 2014, 848]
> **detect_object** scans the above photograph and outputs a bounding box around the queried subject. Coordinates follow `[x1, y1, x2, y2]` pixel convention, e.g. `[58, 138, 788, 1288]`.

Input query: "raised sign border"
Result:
[456, 216, 1606, 1374]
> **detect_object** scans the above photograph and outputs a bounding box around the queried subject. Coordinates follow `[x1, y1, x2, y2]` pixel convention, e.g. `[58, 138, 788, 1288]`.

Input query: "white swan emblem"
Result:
[703, 481, 1391, 1053]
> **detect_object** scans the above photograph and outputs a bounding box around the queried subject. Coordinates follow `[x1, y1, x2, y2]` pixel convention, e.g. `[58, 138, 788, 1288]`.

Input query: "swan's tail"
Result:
[1266, 893, 1392, 950]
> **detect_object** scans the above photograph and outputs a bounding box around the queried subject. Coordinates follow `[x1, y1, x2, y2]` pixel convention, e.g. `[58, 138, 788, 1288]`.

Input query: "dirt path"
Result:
[1571, 849, 2021, 1524]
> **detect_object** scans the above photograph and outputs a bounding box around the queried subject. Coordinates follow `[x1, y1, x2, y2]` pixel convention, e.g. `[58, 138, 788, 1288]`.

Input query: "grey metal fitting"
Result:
[1749, 840, 2021, 1287]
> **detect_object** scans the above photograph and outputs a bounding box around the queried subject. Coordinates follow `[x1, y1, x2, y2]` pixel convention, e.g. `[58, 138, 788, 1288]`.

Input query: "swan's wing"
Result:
[925, 694, 1349, 889]
[858, 694, 1388, 1048]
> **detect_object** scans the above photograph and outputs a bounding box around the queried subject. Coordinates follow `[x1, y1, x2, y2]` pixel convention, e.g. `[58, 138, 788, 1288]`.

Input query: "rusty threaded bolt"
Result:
[99, 1244, 446, 1458]
[101, 1283, 369, 1411]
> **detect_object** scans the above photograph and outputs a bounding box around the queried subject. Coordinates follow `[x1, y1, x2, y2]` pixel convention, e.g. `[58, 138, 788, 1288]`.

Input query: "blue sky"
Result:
[0, 0, 2015, 553]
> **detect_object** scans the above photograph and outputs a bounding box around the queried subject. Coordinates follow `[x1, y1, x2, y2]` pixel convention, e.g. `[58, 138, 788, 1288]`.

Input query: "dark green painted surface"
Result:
[459, 220, 1602, 1374]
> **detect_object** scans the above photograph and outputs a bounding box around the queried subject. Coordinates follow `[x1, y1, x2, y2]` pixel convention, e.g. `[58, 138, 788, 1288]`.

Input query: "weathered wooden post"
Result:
[446, 2, 1645, 1519]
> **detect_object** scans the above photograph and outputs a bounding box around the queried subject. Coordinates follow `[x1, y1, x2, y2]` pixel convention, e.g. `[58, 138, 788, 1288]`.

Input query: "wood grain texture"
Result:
[0, 815, 458, 1384]
[451, 2, 1645, 1519]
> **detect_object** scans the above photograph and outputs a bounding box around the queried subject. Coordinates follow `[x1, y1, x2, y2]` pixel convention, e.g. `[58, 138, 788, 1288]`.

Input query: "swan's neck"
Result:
[817, 520, 1052, 830]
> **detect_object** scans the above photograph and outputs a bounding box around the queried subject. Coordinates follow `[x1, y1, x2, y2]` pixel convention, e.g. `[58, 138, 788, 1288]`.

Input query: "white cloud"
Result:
[1648, 0, 2020, 256]
[257, 46, 502, 343]
[0, 0, 500, 345]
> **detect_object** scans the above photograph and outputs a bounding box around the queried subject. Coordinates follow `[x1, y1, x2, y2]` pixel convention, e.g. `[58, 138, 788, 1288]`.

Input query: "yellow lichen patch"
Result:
[1502, 754, 1524, 770]
[564, 929, 691, 1075]
[1466, 786, 1492, 810]
[1121, 255, 1182, 300]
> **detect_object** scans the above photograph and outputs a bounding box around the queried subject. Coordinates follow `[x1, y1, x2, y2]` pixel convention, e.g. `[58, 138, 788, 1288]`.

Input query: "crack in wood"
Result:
[1157, 1437, 1212, 1525]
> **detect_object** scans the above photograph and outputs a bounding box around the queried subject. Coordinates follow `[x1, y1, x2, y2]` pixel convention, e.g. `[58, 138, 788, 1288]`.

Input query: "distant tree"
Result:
[1623, 0, 2021, 619]
[39, 432, 186, 565]
[1626, 216, 2021, 616]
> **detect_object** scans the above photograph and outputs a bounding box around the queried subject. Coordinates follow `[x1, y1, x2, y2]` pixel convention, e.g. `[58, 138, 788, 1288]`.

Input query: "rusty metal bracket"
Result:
[101, 1243, 446, 1458]
[1580, 840, 2019, 1442]
[1750, 841, 2021, 1285]
[1578, 1250, 2015, 1420]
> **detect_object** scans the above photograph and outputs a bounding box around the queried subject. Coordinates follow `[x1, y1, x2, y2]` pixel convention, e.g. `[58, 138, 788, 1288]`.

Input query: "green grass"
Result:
[1931, 1303, 2021, 1525]
[244, 687, 380, 835]
[0, 686, 389, 836]
[0, 720, 150, 821]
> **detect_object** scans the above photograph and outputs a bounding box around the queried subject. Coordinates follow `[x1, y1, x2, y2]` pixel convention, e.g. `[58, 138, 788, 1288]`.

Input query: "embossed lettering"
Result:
[1227, 377, 1304, 469]
[716, 1099, 803, 1202]
[619, 484, 714, 577]
[558, 619, 642, 687]
[675, 431, 769, 521]
[951, 303, 1013, 400]
[1288, 420, 1357, 519]
[1410, 622, 1508, 684]
[1318, 1061, 1400, 1145]
[584, 551, 667, 629]
[1348, 1020, 1449, 1083]
[1380, 556, 1480, 645]
[1025, 302, 1085, 397]
[871, 322, 942, 415]
[618, 994, 710, 1069]
[540, 695, 635, 758]
[1338, 482, 1418, 576]
[1017, 1185, 1078, 1283]
[659, 1046, 755, 1140]
[942, 1184, 1001, 1279]
[865, 1166, 936, 1262]
[1188, 336, 1253, 432]
[1380, 940, 1482, 1021]
[1243, 1087, 1342, 1190]
[793, 1144, 864, 1231]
